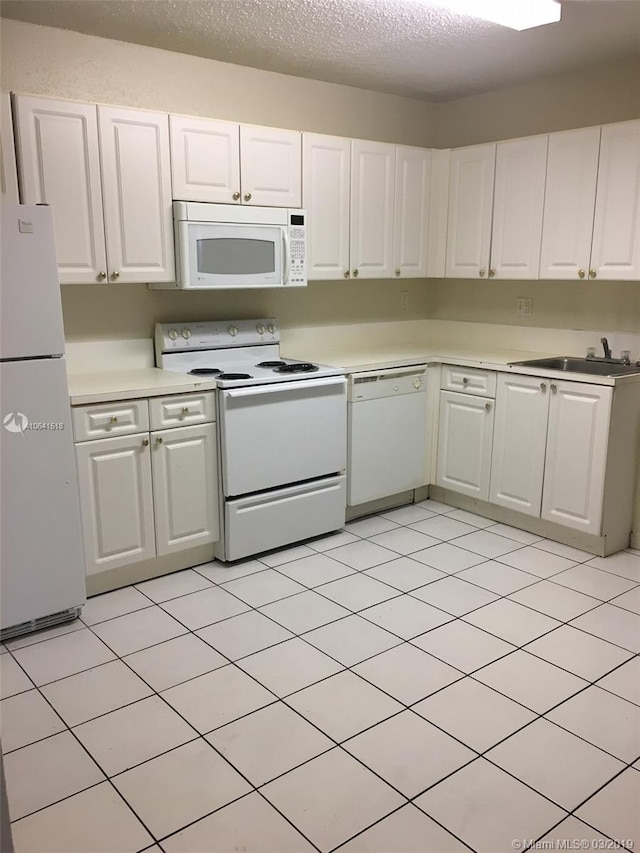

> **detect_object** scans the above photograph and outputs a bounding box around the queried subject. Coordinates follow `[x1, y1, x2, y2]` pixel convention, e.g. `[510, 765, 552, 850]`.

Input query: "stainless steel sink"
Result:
[509, 357, 640, 377]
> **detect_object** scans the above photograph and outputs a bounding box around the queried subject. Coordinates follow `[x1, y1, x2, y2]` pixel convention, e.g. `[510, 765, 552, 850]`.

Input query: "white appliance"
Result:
[151, 202, 307, 290]
[347, 366, 428, 506]
[156, 319, 347, 561]
[0, 205, 85, 640]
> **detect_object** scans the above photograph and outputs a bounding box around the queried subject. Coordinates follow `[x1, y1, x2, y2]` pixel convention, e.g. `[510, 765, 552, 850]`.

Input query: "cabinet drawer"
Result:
[72, 399, 149, 441]
[149, 391, 215, 430]
[440, 365, 496, 398]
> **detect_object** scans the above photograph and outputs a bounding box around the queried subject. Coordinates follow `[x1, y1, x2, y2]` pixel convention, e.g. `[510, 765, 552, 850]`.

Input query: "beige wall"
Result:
[430, 280, 640, 334]
[435, 56, 640, 148]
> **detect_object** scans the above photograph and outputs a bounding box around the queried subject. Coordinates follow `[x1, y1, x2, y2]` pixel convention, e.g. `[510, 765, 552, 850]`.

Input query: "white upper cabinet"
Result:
[446, 143, 496, 279]
[490, 135, 548, 279]
[539, 127, 601, 280]
[1, 94, 19, 204]
[393, 145, 431, 278]
[590, 119, 640, 281]
[13, 95, 107, 284]
[98, 105, 175, 284]
[240, 124, 301, 208]
[541, 381, 612, 535]
[14, 95, 174, 285]
[170, 115, 240, 204]
[350, 140, 396, 279]
[302, 132, 351, 280]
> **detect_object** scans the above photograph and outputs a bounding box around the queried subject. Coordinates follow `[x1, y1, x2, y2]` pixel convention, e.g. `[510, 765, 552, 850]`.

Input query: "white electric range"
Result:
[156, 319, 347, 561]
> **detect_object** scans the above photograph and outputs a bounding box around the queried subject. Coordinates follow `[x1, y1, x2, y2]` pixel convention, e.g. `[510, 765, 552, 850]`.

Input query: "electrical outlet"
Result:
[400, 290, 409, 312]
[516, 297, 533, 317]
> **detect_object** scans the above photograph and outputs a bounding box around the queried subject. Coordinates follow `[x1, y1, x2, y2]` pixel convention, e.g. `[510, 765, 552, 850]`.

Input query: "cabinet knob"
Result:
[232, 191, 241, 201]
[353, 269, 359, 278]
[111, 270, 120, 280]
[109, 416, 118, 424]
[141, 438, 149, 447]
[395, 268, 401, 277]
[244, 192, 252, 201]
[156, 436, 163, 444]
[489, 268, 496, 278]
[344, 270, 350, 278]
[485, 402, 492, 411]
[551, 383, 558, 393]
[589, 268, 597, 279]
[578, 269, 586, 279]
[462, 377, 469, 385]
[181, 407, 190, 415]
[97, 271, 107, 281]
[540, 382, 547, 392]
[479, 268, 486, 277]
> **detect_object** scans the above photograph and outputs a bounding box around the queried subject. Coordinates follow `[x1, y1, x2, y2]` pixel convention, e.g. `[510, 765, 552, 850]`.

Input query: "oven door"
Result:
[219, 377, 347, 496]
[179, 221, 287, 289]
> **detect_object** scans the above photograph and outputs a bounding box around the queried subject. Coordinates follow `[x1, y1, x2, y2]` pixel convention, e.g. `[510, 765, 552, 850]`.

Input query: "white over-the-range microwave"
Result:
[151, 202, 307, 290]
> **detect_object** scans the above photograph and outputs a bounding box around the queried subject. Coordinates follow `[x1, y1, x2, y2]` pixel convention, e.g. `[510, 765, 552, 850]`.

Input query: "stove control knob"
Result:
[256, 323, 266, 335]
[228, 325, 238, 337]
[181, 328, 191, 340]
[413, 377, 422, 389]
[267, 323, 276, 335]
[168, 329, 178, 341]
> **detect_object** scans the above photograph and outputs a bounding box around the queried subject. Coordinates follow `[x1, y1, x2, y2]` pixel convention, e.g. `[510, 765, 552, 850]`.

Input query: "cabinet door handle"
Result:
[485, 402, 492, 411]
[244, 192, 252, 202]
[578, 269, 586, 279]
[395, 268, 401, 277]
[479, 268, 486, 277]
[489, 268, 496, 278]
[182, 407, 190, 415]
[141, 438, 149, 447]
[540, 382, 546, 392]
[109, 416, 118, 424]
[232, 191, 241, 200]
[156, 436, 163, 444]
[462, 377, 469, 385]
[97, 271, 106, 281]
[111, 270, 120, 280]
[344, 270, 350, 278]
[551, 383, 558, 393]
[353, 269, 359, 278]
[589, 268, 597, 279]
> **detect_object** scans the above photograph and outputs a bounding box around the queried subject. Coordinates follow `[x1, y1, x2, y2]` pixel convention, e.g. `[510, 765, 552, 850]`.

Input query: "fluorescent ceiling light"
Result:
[433, 0, 562, 30]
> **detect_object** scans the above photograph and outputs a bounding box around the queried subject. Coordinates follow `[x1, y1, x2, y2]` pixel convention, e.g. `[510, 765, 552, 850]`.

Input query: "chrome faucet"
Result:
[600, 337, 612, 359]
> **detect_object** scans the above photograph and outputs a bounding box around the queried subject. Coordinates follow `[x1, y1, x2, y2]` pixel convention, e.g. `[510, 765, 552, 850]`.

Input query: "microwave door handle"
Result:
[282, 229, 290, 286]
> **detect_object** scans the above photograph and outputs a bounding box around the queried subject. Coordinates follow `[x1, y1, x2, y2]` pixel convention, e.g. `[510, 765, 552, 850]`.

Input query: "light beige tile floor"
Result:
[2, 500, 639, 852]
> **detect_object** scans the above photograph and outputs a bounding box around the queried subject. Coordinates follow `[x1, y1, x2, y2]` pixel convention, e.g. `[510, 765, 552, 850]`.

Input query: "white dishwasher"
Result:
[347, 366, 428, 506]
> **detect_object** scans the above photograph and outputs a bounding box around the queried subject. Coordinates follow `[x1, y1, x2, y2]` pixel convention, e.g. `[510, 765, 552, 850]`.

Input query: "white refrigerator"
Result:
[0, 204, 85, 640]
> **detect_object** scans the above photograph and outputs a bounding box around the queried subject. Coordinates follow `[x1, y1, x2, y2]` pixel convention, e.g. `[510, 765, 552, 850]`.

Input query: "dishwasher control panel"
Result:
[348, 367, 427, 402]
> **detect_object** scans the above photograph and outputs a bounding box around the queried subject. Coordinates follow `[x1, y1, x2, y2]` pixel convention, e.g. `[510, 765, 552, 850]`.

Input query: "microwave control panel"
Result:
[288, 212, 306, 286]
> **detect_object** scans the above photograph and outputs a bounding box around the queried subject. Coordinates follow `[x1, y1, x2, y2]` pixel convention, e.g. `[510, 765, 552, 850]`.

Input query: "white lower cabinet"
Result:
[74, 393, 219, 577]
[489, 374, 550, 516]
[75, 433, 156, 575]
[436, 390, 495, 500]
[151, 423, 219, 556]
[541, 381, 612, 534]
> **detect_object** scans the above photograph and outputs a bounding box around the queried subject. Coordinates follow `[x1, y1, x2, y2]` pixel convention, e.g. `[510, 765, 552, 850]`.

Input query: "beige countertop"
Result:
[68, 368, 218, 405]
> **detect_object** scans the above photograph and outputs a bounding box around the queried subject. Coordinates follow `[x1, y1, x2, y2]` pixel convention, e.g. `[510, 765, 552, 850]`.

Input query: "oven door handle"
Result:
[282, 228, 290, 286]
[223, 376, 346, 398]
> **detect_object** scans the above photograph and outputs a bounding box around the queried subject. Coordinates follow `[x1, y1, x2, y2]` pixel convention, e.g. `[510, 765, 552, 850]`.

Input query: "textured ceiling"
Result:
[2, 0, 640, 101]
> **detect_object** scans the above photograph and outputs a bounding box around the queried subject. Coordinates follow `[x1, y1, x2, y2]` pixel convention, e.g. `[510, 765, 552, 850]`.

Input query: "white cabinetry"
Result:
[436, 367, 496, 500]
[590, 119, 640, 281]
[1, 94, 19, 203]
[539, 127, 601, 280]
[490, 136, 548, 279]
[489, 373, 550, 516]
[445, 143, 495, 278]
[541, 381, 612, 534]
[14, 95, 174, 284]
[170, 115, 301, 207]
[303, 133, 437, 281]
[74, 392, 219, 577]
